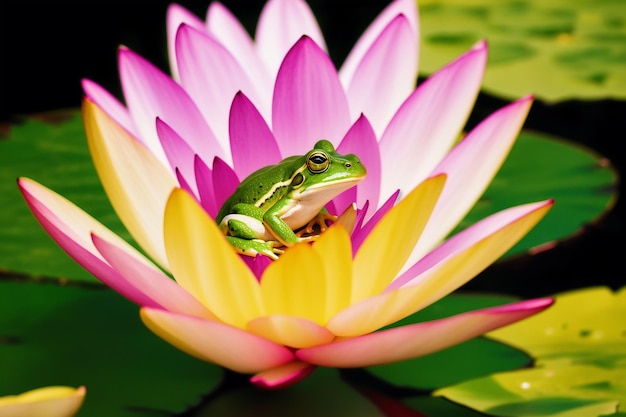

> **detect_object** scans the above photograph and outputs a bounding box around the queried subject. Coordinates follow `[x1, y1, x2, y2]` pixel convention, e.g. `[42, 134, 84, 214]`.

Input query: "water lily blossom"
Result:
[18, 0, 556, 388]
[0, 386, 85, 417]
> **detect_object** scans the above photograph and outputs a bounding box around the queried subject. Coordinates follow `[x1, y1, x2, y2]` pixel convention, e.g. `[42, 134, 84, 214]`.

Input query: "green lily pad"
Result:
[458, 131, 617, 258]
[434, 286, 626, 417]
[418, 0, 626, 101]
[191, 367, 385, 417]
[434, 366, 622, 417]
[0, 279, 223, 417]
[0, 112, 129, 283]
[365, 293, 532, 390]
[487, 286, 626, 367]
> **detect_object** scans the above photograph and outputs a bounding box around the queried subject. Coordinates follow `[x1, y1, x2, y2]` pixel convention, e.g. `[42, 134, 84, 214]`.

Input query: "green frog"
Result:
[217, 140, 366, 259]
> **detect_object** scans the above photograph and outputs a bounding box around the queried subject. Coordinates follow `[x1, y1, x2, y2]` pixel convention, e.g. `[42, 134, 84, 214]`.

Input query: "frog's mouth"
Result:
[292, 175, 365, 202]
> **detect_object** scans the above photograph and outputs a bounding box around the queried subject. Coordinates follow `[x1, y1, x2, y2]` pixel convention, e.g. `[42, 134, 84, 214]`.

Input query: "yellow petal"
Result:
[328, 201, 552, 336]
[260, 243, 326, 324]
[0, 386, 85, 417]
[311, 225, 353, 321]
[83, 99, 177, 268]
[351, 174, 446, 303]
[164, 188, 263, 328]
[247, 315, 335, 348]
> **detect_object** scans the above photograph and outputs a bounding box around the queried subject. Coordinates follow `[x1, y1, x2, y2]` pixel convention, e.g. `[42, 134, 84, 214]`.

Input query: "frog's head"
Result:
[290, 139, 366, 204]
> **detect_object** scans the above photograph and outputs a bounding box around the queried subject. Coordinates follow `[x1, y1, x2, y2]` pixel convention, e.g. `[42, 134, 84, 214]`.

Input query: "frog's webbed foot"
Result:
[225, 237, 284, 260]
[295, 211, 338, 238]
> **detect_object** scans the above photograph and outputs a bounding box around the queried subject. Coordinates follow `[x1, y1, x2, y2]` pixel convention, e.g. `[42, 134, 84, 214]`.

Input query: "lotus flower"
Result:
[0, 386, 85, 417]
[19, 0, 555, 388]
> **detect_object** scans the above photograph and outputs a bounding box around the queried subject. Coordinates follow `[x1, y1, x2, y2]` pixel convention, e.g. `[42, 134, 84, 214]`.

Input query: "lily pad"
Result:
[365, 293, 532, 390]
[418, 0, 626, 101]
[434, 286, 626, 417]
[0, 279, 223, 417]
[434, 366, 623, 417]
[487, 286, 626, 367]
[458, 131, 617, 258]
[0, 112, 129, 283]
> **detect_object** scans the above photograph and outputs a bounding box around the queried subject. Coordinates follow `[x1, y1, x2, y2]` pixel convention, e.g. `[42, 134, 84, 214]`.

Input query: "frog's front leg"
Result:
[295, 210, 338, 237]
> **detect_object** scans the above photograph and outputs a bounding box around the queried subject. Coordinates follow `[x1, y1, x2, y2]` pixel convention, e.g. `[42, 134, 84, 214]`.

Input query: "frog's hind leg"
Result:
[225, 237, 283, 260]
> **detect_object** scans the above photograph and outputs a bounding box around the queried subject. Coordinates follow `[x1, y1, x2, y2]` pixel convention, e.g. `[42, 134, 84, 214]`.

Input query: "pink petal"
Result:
[119, 47, 225, 166]
[81, 79, 137, 140]
[18, 178, 173, 310]
[166, 3, 206, 81]
[297, 298, 553, 367]
[272, 36, 351, 156]
[378, 42, 487, 203]
[390, 201, 553, 290]
[206, 2, 273, 100]
[344, 14, 417, 137]
[176, 24, 265, 149]
[336, 114, 381, 213]
[212, 157, 240, 211]
[91, 233, 215, 319]
[255, 0, 327, 80]
[229, 91, 282, 179]
[140, 307, 295, 373]
[413, 95, 534, 259]
[156, 118, 198, 195]
[250, 361, 316, 389]
[194, 155, 218, 218]
[351, 190, 399, 255]
[340, 0, 418, 88]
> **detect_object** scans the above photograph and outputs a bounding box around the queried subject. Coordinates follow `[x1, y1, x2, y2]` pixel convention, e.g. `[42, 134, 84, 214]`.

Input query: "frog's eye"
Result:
[307, 151, 329, 173]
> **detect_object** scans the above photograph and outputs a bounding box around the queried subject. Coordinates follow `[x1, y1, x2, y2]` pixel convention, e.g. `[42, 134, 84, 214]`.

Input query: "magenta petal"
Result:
[229, 91, 282, 179]
[212, 157, 240, 211]
[166, 3, 206, 81]
[272, 36, 351, 156]
[296, 298, 553, 367]
[18, 178, 170, 310]
[250, 361, 316, 389]
[194, 155, 218, 218]
[378, 43, 487, 202]
[81, 79, 137, 140]
[344, 15, 417, 137]
[119, 47, 225, 165]
[337, 114, 381, 212]
[91, 234, 215, 319]
[255, 0, 327, 80]
[351, 190, 399, 255]
[175, 168, 197, 200]
[176, 24, 265, 149]
[241, 254, 272, 282]
[157, 118, 197, 195]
